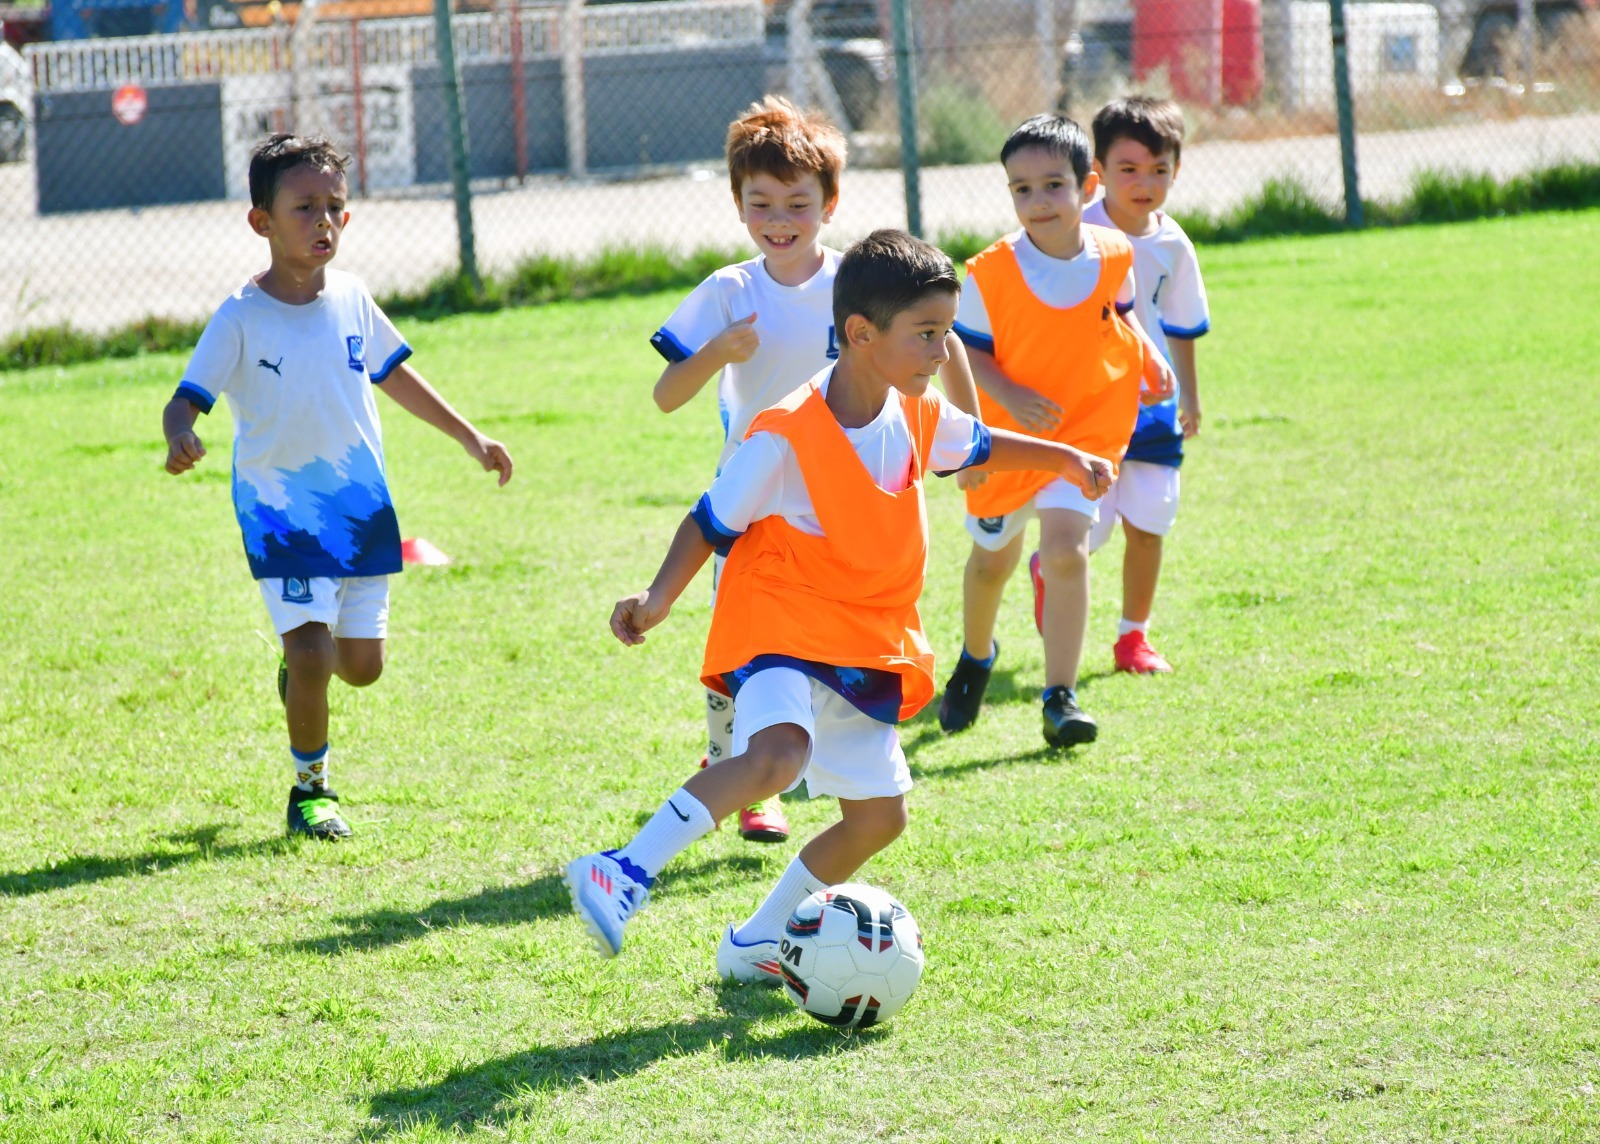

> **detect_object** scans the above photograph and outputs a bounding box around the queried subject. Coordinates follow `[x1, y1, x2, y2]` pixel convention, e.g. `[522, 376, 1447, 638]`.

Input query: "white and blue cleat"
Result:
[716, 924, 783, 986]
[564, 851, 649, 958]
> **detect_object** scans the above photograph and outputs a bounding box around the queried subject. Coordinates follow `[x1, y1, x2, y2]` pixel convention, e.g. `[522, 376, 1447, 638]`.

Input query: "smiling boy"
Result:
[566, 230, 1116, 974]
[161, 134, 513, 839]
[938, 115, 1175, 748]
[646, 97, 980, 844]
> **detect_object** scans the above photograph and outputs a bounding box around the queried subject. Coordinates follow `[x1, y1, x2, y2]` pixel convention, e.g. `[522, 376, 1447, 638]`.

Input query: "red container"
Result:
[1132, 0, 1223, 105]
[1222, 0, 1264, 105]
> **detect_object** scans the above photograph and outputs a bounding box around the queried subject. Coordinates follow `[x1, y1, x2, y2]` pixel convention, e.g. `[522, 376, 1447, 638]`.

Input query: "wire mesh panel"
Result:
[3, 0, 1599, 338]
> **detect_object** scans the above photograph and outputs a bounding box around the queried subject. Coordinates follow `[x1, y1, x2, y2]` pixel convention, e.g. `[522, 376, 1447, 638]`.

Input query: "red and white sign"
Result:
[111, 84, 148, 126]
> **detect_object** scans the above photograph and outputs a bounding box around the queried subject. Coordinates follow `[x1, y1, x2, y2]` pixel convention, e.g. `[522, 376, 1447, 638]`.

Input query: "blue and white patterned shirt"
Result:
[175, 269, 411, 579]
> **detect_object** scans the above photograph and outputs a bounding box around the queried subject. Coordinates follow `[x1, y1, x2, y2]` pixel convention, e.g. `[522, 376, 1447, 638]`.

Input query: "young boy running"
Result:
[1077, 96, 1210, 674]
[162, 134, 513, 840]
[566, 231, 1115, 974]
[648, 96, 980, 845]
[938, 115, 1174, 748]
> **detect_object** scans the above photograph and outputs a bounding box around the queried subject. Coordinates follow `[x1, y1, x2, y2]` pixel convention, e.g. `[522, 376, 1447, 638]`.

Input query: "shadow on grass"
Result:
[362, 984, 879, 1136]
[0, 825, 295, 897]
[288, 854, 768, 956]
[909, 743, 1082, 782]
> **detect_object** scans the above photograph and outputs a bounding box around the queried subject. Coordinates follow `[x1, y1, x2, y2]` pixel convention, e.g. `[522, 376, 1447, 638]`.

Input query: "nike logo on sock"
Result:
[668, 800, 690, 822]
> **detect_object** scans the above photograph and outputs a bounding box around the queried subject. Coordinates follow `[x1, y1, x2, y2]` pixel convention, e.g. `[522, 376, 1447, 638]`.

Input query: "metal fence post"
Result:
[890, 0, 922, 237]
[563, 0, 588, 177]
[1327, 0, 1362, 227]
[432, 0, 480, 288]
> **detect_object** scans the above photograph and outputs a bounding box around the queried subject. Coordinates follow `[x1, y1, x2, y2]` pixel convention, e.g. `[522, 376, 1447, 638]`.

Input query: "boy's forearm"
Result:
[379, 363, 480, 445]
[162, 397, 200, 441]
[1169, 337, 1199, 402]
[980, 428, 1090, 474]
[938, 335, 982, 418]
[654, 351, 725, 413]
[648, 515, 716, 607]
[964, 345, 1017, 400]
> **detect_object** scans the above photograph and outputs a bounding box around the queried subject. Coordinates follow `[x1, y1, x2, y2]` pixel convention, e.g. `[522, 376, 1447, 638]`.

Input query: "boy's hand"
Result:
[1062, 448, 1116, 501]
[993, 377, 1062, 434]
[1141, 356, 1177, 406]
[956, 468, 989, 491]
[467, 435, 515, 486]
[1180, 396, 1202, 438]
[165, 431, 206, 474]
[709, 313, 760, 366]
[611, 589, 672, 646]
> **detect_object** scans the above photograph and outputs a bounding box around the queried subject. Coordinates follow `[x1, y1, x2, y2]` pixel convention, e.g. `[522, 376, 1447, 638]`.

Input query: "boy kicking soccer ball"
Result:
[162, 134, 513, 840]
[566, 230, 1115, 977]
[648, 96, 981, 845]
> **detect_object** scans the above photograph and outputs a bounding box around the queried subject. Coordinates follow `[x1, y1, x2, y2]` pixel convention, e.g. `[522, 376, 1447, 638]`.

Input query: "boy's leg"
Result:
[941, 518, 1027, 734]
[280, 621, 352, 839]
[1036, 507, 1098, 746]
[568, 668, 815, 958]
[1111, 463, 1180, 674]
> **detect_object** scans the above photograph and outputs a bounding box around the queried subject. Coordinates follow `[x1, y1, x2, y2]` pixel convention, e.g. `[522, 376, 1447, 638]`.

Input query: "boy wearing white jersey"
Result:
[1076, 96, 1210, 674]
[162, 134, 513, 840]
[649, 97, 980, 843]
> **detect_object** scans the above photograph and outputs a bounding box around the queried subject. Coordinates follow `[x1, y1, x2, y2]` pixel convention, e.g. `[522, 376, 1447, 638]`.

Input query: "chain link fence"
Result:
[3, 0, 1598, 337]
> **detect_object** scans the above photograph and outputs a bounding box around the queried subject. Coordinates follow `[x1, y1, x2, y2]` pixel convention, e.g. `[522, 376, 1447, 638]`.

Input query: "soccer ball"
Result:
[779, 883, 924, 1028]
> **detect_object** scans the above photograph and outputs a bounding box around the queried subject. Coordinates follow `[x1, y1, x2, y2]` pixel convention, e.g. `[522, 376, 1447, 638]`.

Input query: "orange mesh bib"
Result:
[964, 226, 1146, 520]
[701, 381, 943, 722]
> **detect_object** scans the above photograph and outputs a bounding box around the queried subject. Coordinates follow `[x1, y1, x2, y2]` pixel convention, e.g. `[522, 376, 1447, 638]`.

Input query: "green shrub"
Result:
[919, 83, 1009, 168]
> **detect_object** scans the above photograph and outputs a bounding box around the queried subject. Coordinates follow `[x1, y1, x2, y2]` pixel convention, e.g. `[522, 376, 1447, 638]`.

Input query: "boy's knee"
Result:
[1123, 522, 1163, 550]
[338, 642, 385, 688]
[743, 723, 810, 790]
[282, 625, 336, 680]
[1036, 541, 1088, 581]
[849, 797, 909, 847]
[968, 543, 1019, 581]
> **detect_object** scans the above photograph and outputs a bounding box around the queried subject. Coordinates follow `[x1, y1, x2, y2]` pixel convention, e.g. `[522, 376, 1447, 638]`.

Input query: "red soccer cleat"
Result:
[739, 799, 790, 843]
[1113, 630, 1173, 674]
[1029, 550, 1045, 635]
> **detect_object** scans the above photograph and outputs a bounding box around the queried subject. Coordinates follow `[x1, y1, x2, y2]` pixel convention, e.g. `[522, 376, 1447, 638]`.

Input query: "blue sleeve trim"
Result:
[650, 328, 694, 363]
[1160, 319, 1210, 339]
[1115, 300, 1135, 314]
[935, 422, 992, 478]
[690, 493, 742, 556]
[953, 323, 995, 356]
[174, 382, 215, 414]
[371, 344, 413, 383]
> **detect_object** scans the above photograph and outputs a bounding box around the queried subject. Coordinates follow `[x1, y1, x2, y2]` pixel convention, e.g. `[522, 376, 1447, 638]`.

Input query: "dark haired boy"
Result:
[940, 114, 1175, 747]
[565, 230, 1116, 976]
[1074, 95, 1211, 675]
[161, 133, 514, 840]
[647, 96, 981, 845]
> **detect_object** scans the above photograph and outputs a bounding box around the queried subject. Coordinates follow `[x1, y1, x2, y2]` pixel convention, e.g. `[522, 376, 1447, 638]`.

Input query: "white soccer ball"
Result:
[779, 883, 924, 1028]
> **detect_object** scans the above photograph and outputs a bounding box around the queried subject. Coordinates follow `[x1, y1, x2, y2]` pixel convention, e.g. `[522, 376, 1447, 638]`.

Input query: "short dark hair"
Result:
[1000, 114, 1093, 185]
[833, 229, 959, 333]
[248, 133, 347, 211]
[1092, 96, 1186, 163]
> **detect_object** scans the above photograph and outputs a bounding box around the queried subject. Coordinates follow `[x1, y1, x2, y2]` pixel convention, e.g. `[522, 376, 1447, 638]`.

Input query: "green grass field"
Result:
[2, 211, 1598, 1142]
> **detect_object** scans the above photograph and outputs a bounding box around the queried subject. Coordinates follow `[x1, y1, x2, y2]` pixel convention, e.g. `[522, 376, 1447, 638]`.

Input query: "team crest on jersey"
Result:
[282, 577, 313, 604]
[346, 335, 365, 372]
[825, 325, 839, 360]
[977, 516, 1006, 535]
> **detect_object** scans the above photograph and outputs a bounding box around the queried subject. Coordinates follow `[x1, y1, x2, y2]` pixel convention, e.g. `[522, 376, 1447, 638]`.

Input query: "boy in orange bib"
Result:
[564, 231, 1116, 977]
[940, 115, 1174, 748]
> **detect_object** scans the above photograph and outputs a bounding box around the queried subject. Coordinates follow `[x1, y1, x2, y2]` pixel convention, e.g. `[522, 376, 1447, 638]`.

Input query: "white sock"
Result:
[733, 855, 828, 945]
[616, 787, 714, 880]
[291, 744, 329, 792]
[1118, 618, 1150, 637]
[706, 688, 735, 763]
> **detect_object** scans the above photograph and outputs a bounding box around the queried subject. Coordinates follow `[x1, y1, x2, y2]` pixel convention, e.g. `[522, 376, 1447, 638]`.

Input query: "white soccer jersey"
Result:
[1082, 199, 1210, 364]
[175, 269, 411, 579]
[1082, 199, 1210, 466]
[650, 250, 843, 470]
[694, 369, 989, 541]
[952, 228, 1136, 354]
